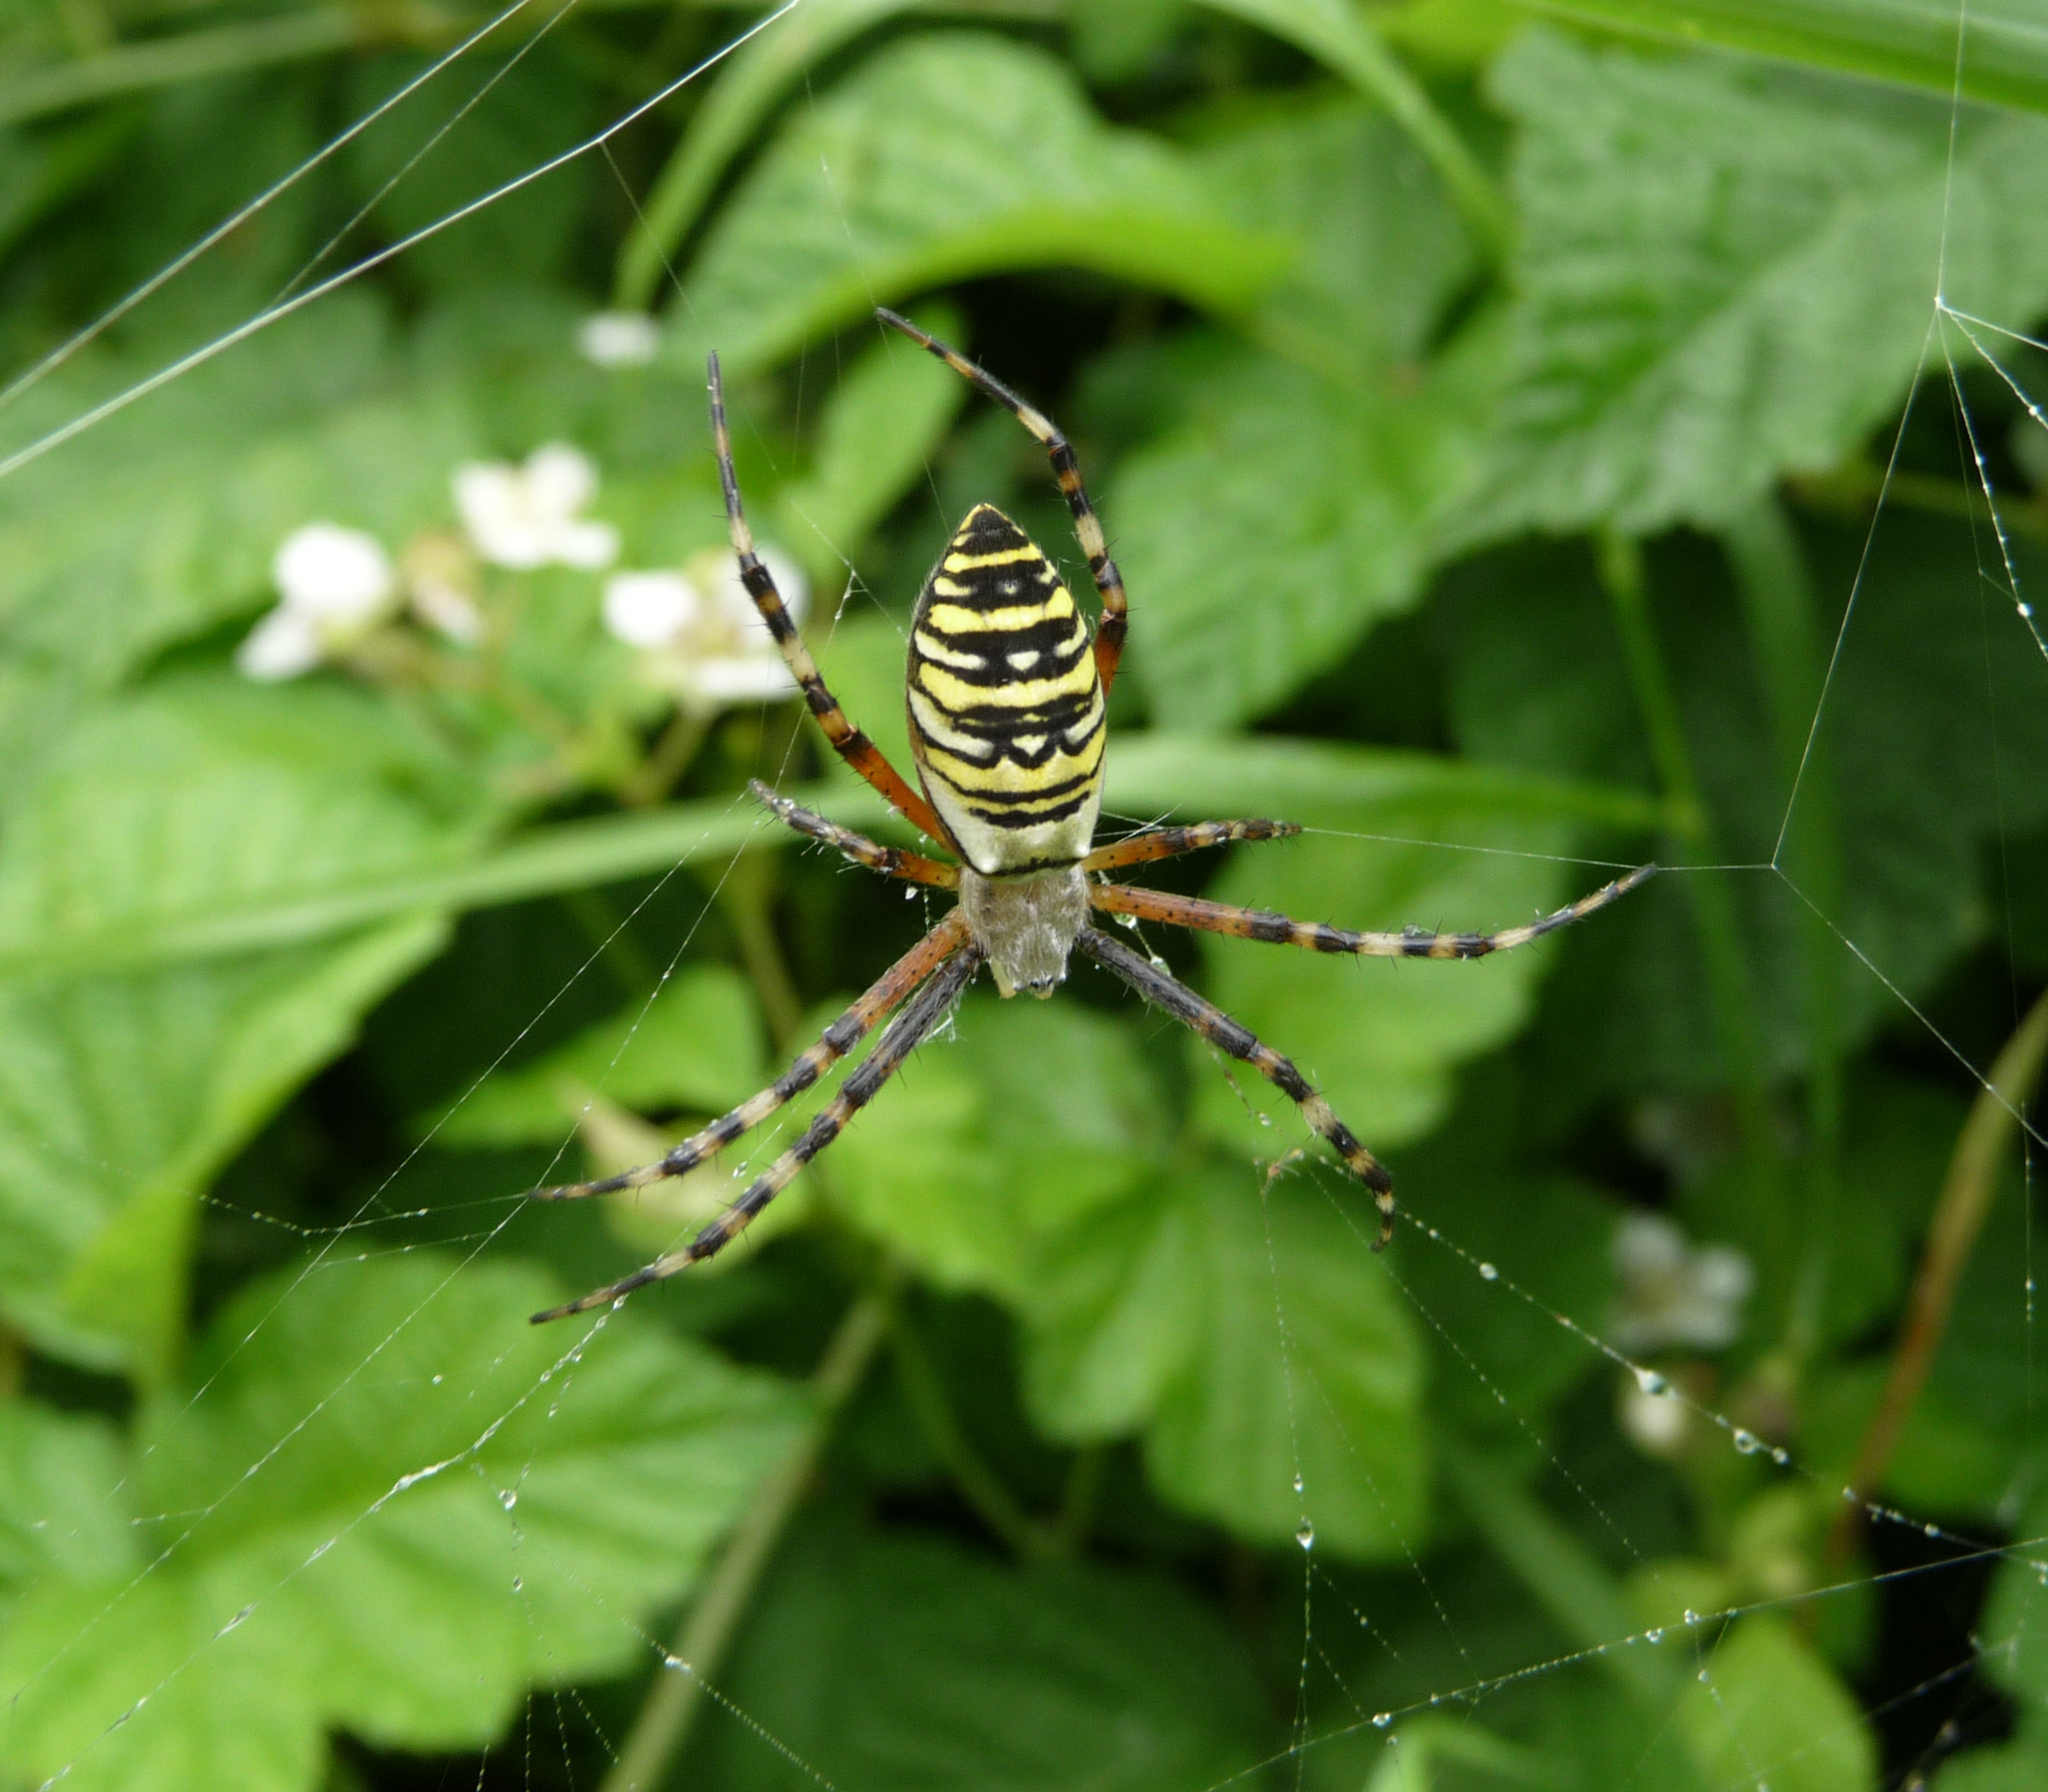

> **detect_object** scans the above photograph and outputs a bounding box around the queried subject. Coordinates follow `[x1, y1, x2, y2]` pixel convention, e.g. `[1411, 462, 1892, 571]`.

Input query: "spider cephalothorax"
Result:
[525, 308, 1652, 1324]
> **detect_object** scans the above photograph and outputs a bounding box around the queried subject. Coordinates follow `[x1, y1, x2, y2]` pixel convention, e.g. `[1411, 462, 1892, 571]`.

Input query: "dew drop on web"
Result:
[1477, 1261, 1498, 1282]
[1632, 1366, 1667, 1396]
[1295, 1521, 1315, 1550]
[499, 1489, 518, 1511]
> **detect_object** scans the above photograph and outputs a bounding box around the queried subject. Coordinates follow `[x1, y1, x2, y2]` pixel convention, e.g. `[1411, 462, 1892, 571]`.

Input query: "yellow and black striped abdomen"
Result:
[906, 504, 1105, 876]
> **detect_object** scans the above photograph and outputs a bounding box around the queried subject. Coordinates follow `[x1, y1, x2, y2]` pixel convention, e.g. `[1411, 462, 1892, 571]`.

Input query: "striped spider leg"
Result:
[527, 900, 975, 1323]
[708, 351, 952, 847]
[876, 307, 1130, 693]
[1079, 862, 1656, 1244]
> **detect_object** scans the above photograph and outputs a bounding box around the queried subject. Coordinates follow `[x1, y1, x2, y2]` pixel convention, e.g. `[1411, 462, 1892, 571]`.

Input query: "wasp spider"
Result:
[527, 309, 1653, 1324]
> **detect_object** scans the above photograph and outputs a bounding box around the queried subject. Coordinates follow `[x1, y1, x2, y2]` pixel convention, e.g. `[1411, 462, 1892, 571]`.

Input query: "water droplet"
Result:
[511, 1575, 523, 1593]
[1924, 1522, 1940, 1538]
[1477, 1262, 1498, 1282]
[1292, 1473, 1304, 1494]
[1682, 1609, 1699, 1626]
[538, 1368, 552, 1383]
[2021, 602, 2035, 619]
[612, 1295, 628, 1311]
[1771, 1448, 1790, 1466]
[2033, 1563, 2046, 1586]
[1258, 1114, 1272, 1127]
[430, 1374, 443, 1386]
[905, 887, 917, 901]
[1697, 1669, 1710, 1683]
[216, 1603, 255, 1637]
[1633, 1367, 1668, 1397]
[1295, 1521, 1315, 1550]
[499, 1489, 518, 1511]
[1645, 1628, 1663, 1644]
[1372, 1713, 1392, 1730]
[1732, 1428, 1761, 1455]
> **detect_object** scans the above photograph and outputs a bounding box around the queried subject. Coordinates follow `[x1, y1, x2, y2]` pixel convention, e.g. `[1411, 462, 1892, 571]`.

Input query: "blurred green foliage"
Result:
[1, 1, 2047, 1789]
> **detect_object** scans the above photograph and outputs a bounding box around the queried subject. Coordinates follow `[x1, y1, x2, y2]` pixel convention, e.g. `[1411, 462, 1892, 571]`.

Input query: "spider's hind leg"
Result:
[532, 942, 983, 1321]
[1074, 925, 1396, 1246]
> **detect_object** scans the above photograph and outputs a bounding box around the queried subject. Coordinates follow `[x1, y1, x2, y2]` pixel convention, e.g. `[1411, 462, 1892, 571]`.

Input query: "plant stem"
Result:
[1722, 501, 1844, 1366]
[888, 1302, 1051, 1558]
[716, 852, 806, 1049]
[600, 1288, 890, 1792]
[1598, 534, 1771, 1154]
[1055, 1443, 1105, 1554]
[619, 708, 712, 809]
[1824, 984, 2048, 1567]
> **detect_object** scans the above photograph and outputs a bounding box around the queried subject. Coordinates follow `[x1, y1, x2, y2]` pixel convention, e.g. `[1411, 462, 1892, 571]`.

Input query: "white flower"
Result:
[1610, 1213, 1753, 1354]
[236, 608, 323, 681]
[236, 522, 396, 681]
[577, 311, 661, 369]
[1619, 1375, 1690, 1457]
[603, 570, 701, 649]
[453, 444, 619, 571]
[603, 545, 808, 709]
[273, 523, 395, 625]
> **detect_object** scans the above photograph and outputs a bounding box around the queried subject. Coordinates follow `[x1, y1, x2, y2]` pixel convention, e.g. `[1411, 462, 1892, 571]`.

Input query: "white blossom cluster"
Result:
[238, 439, 808, 715]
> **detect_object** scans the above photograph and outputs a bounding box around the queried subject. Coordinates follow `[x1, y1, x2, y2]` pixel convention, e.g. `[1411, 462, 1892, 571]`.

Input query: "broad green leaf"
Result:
[1937, 1741, 2048, 1792]
[0, 299, 457, 713]
[0, 916, 446, 1380]
[693, 1521, 1275, 1790]
[1523, 0, 2048, 117]
[1028, 1160, 1425, 1559]
[1186, 95, 1475, 373]
[1675, 1615, 1876, 1792]
[0, 677, 492, 958]
[1190, 826, 1592, 1158]
[0, 1404, 131, 1591]
[615, 0, 923, 310]
[828, 993, 1167, 1299]
[1111, 335, 1487, 728]
[1359, 1714, 1553, 1791]
[430, 963, 768, 1147]
[0, 1253, 806, 1792]
[1467, 31, 2048, 538]
[671, 33, 1290, 375]
[775, 302, 969, 586]
[1198, 0, 1510, 253]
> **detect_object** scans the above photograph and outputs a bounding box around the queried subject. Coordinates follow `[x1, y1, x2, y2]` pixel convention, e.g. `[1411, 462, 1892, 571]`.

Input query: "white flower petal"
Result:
[272, 523, 394, 623]
[236, 608, 323, 681]
[524, 443, 598, 519]
[557, 518, 620, 571]
[454, 463, 546, 569]
[604, 571, 702, 649]
[577, 311, 661, 369]
[685, 654, 801, 702]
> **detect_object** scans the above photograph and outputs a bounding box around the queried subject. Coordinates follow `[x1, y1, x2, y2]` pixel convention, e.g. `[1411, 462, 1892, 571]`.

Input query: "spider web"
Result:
[0, 3, 2045, 1789]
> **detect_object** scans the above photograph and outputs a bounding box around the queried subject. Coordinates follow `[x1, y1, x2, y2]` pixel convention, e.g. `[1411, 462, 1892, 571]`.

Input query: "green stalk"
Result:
[1598, 535, 1771, 1156]
[600, 1288, 890, 1792]
[888, 1303, 1051, 1558]
[1721, 501, 1844, 1364]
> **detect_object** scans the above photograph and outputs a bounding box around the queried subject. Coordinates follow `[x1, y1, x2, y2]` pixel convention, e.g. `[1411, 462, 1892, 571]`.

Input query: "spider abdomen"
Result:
[907, 504, 1105, 876]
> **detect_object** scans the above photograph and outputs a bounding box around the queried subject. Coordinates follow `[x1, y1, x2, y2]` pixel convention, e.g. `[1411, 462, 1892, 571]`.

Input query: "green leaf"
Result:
[1469, 31, 2048, 537]
[0, 1253, 806, 1792]
[1675, 1615, 1876, 1792]
[1185, 95, 1476, 372]
[775, 302, 969, 586]
[0, 916, 447, 1381]
[0, 677, 492, 957]
[1028, 1160, 1426, 1559]
[430, 963, 768, 1147]
[1190, 825, 1597, 1159]
[1359, 1713, 1556, 1791]
[1522, 0, 2048, 118]
[828, 992, 1167, 1299]
[0, 1404, 132, 1593]
[672, 32, 1290, 375]
[692, 1520, 1275, 1790]
[1111, 336, 1487, 728]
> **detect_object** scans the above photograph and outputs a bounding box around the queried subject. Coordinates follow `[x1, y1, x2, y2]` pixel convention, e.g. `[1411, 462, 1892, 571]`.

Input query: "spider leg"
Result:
[528, 909, 972, 1204]
[708, 352, 951, 845]
[1073, 926, 1396, 1246]
[1087, 864, 1655, 957]
[875, 307, 1129, 695]
[750, 780, 959, 887]
[1081, 818, 1299, 874]
[533, 942, 984, 1321]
